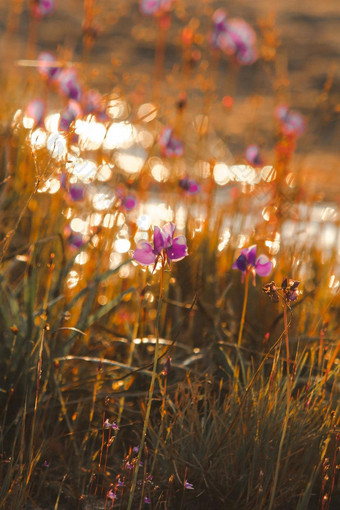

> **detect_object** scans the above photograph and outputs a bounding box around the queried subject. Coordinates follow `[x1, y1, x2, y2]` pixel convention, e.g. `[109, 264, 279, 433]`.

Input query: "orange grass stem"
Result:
[127, 260, 165, 510]
[237, 271, 249, 347]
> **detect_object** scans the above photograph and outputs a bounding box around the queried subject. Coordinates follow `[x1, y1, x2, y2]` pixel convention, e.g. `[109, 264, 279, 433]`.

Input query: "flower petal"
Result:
[167, 235, 188, 262]
[255, 255, 272, 277]
[153, 226, 167, 254]
[133, 241, 156, 266]
[233, 253, 248, 272]
[246, 245, 257, 267]
[162, 223, 176, 244]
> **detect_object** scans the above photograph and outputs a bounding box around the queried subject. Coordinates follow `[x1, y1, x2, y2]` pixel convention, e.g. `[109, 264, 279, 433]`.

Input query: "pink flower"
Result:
[275, 105, 306, 138]
[25, 99, 45, 128]
[133, 223, 188, 266]
[179, 176, 201, 195]
[59, 100, 82, 131]
[37, 52, 60, 81]
[57, 68, 82, 101]
[209, 9, 229, 50]
[140, 0, 173, 16]
[159, 127, 183, 157]
[32, 0, 55, 18]
[244, 145, 263, 167]
[233, 245, 272, 279]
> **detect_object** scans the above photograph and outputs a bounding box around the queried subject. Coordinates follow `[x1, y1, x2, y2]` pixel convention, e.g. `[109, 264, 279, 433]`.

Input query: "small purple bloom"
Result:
[59, 100, 82, 131]
[69, 183, 85, 202]
[104, 419, 120, 431]
[244, 144, 263, 167]
[209, 9, 229, 50]
[68, 233, 84, 250]
[133, 222, 188, 266]
[25, 99, 45, 128]
[144, 496, 151, 504]
[184, 480, 194, 490]
[117, 478, 125, 487]
[107, 489, 117, 500]
[159, 127, 183, 157]
[162, 356, 171, 376]
[37, 51, 60, 81]
[275, 105, 306, 138]
[32, 0, 55, 18]
[233, 245, 272, 278]
[43, 460, 50, 468]
[58, 68, 82, 101]
[140, 0, 173, 16]
[132, 445, 139, 454]
[125, 461, 133, 469]
[281, 278, 300, 302]
[179, 177, 201, 195]
[116, 186, 137, 211]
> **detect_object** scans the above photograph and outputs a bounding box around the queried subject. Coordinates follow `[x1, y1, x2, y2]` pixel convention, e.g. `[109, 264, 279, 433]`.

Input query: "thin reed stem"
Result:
[238, 271, 249, 346]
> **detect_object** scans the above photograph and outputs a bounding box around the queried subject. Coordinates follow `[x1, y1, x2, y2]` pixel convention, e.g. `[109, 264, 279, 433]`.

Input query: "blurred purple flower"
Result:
[233, 245, 272, 278]
[58, 68, 82, 101]
[179, 176, 201, 195]
[68, 233, 84, 250]
[140, 0, 173, 16]
[209, 9, 229, 50]
[132, 445, 139, 454]
[25, 99, 45, 128]
[107, 489, 117, 500]
[184, 480, 194, 490]
[37, 51, 60, 81]
[144, 496, 151, 504]
[43, 460, 50, 468]
[104, 419, 120, 431]
[244, 144, 263, 167]
[275, 105, 306, 138]
[59, 100, 82, 131]
[133, 222, 188, 266]
[210, 10, 258, 65]
[116, 186, 137, 211]
[32, 0, 55, 18]
[82, 89, 108, 121]
[117, 478, 124, 487]
[223, 18, 258, 65]
[69, 183, 86, 202]
[159, 127, 183, 157]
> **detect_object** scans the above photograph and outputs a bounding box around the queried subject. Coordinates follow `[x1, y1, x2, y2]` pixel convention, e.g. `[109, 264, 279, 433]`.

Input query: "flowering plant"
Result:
[133, 222, 188, 267]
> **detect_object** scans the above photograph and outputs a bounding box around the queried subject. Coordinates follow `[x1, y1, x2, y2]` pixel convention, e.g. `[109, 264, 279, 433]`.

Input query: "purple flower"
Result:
[68, 233, 84, 250]
[144, 496, 151, 504]
[32, 0, 55, 18]
[117, 478, 125, 487]
[159, 127, 183, 157]
[132, 445, 139, 454]
[25, 99, 45, 128]
[281, 278, 300, 302]
[209, 9, 229, 50]
[59, 100, 82, 131]
[58, 68, 82, 101]
[43, 460, 50, 468]
[104, 419, 120, 431]
[244, 144, 263, 167]
[223, 18, 258, 65]
[107, 489, 117, 500]
[69, 183, 86, 202]
[133, 223, 188, 266]
[37, 52, 60, 81]
[184, 480, 194, 490]
[116, 186, 137, 211]
[233, 245, 272, 278]
[275, 105, 306, 138]
[140, 0, 173, 16]
[125, 461, 133, 469]
[179, 177, 201, 195]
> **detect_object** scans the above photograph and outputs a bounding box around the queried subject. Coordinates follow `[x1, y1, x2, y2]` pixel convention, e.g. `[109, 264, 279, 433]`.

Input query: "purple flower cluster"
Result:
[263, 278, 300, 303]
[133, 223, 188, 267]
[210, 9, 258, 65]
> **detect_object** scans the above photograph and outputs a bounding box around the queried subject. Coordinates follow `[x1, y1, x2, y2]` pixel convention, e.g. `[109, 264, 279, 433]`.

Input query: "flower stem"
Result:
[237, 271, 249, 347]
[127, 261, 165, 510]
[283, 302, 290, 377]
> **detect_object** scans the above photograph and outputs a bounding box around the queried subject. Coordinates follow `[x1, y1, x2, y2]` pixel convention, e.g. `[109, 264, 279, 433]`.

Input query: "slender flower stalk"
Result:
[237, 270, 249, 346]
